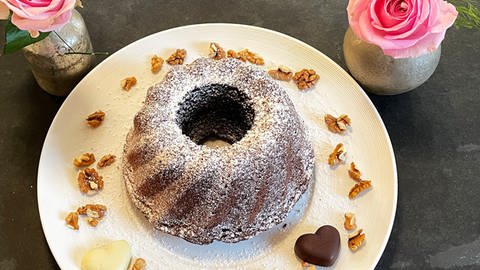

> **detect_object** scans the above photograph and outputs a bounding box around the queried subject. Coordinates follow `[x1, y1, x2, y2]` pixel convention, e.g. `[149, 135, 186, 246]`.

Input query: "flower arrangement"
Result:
[0, 0, 82, 54]
[347, 0, 479, 58]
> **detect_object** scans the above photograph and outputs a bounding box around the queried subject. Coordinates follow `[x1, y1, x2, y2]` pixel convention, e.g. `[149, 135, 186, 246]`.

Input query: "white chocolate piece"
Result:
[81, 240, 131, 270]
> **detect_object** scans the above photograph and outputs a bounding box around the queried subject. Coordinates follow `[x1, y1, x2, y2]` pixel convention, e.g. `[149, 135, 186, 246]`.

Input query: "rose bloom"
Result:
[0, 0, 77, 38]
[347, 0, 458, 58]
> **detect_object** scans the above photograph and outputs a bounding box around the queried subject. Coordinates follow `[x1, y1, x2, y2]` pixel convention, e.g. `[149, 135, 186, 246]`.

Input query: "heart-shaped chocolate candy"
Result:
[294, 225, 341, 266]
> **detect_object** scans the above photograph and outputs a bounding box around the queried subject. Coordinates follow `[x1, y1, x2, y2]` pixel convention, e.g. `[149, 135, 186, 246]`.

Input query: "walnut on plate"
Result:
[65, 212, 79, 230]
[348, 162, 362, 181]
[208, 42, 226, 60]
[325, 114, 351, 134]
[97, 154, 116, 168]
[344, 212, 357, 231]
[121, 76, 137, 91]
[227, 49, 264, 65]
[348, 229, 366, 251]
[293, 69, 319, 90]
[268, 65, 293, 81]
[73, 153, 95, 167]
[77, 168, 104, 194]
[150, 55, 164, 73]
[348, 180, 372, 199]
[166, 49, 187, 65]
[77, 204, 107, 227]
[86, 111, 105, 128]
[131, 258, 146, 270]
[328, 143, 346, 166]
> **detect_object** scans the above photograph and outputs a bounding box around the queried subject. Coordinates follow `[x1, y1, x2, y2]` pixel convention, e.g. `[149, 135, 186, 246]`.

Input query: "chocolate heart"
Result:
[294, 225, 341, 266]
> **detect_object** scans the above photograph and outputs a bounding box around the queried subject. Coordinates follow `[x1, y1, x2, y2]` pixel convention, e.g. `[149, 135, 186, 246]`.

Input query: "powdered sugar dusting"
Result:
[123, 58, 315, 244]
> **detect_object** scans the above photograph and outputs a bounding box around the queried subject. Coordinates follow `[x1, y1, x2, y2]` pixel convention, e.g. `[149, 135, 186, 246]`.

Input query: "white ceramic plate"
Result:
[37, 24, 397, 270]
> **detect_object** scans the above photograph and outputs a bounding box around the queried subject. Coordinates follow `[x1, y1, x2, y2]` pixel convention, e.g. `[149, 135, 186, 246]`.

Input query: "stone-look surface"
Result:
[0, 0, 479, 269]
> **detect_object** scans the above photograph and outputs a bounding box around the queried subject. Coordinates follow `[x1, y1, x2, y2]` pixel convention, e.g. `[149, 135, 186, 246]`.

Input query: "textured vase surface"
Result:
[23, 10, 95, 96]
[343, 27, 441, 95]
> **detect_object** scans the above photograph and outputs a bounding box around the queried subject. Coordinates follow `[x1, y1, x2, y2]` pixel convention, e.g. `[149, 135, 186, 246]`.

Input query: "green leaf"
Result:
[3, 19, 50, 54]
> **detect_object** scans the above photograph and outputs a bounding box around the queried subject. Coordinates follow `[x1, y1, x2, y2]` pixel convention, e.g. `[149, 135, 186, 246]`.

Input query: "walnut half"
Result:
[166, 49, 187, 65]
[328, 143, 346, 166]
[348, 229, 366, 251]
[293, 69, 319, 90]
[227, 49, 264, 65]
[73, 153, 95, 167]
[77, 204, 107, 227]
[77, 168, 104, 194]
[325, 114, 351, 134]
[131, 258, 146, 270]
[348, 180, 372, 199]
[208, 42, 226, 60]
[150, 55, 164, 74]
[348, 162, 362, 181]
[86, 111, 105, 128]
[121, 76, 137, 91]
[268, 66, 293, 81]
[344, 212, 357, 231]
[65, 212, 79, 230]
[97, 154, 116, 168]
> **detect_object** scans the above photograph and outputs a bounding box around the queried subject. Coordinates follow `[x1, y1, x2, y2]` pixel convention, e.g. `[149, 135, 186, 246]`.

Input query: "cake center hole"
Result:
[176, 84, 255, 147]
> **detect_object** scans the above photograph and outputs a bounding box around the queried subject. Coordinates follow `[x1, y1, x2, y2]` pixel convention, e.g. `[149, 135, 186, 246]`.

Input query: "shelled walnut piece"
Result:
[121, 76, 137, 91]
[325, 114, 351, 134]
[328, 143, 346, 166]
[268, 65, 293, 81]
[131, 258, 146, 270]
[65, 212, 79, 230]
[208, 42, 226, 60]
[97, 154, 116, 168]
[77, 204, 107, 227]
[348, 162, 361, 181]
[293, 69, 319, 90]
[166, 49, 187, 65]
[227, 49, 264, 65]
[86, 111, 105, 128]
[77, 168, 104, 194]
[344, 213, 357, 231]
[348, 229, 366, 251]
[150, 55, 164, 73]
[348, 180, 372, 199]
[73, 153, 95, 167]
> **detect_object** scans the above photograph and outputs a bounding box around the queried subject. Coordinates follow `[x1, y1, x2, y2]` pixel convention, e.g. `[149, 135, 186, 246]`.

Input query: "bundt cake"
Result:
[122, 57, 314, 244]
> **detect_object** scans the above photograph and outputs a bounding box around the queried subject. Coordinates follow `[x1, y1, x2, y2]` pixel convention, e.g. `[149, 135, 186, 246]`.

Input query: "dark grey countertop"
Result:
[1, 1, 479, 269]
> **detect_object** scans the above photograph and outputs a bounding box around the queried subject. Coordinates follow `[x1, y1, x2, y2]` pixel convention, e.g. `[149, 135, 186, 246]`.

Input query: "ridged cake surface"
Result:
[123, 58, 314, 244]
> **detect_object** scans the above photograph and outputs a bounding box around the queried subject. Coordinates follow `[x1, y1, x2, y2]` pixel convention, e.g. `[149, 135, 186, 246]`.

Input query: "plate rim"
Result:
[37, 23, 398, 269]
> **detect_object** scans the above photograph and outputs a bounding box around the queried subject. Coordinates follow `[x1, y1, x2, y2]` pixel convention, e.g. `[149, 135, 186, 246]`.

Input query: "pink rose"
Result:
[0, 0, 77, 38]
[347, 0, 458, 58]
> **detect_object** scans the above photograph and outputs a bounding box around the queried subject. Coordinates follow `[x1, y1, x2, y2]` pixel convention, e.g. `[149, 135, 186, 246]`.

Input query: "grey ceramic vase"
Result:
[343, 27, 441, 95]
[22, 9, 95, 96]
